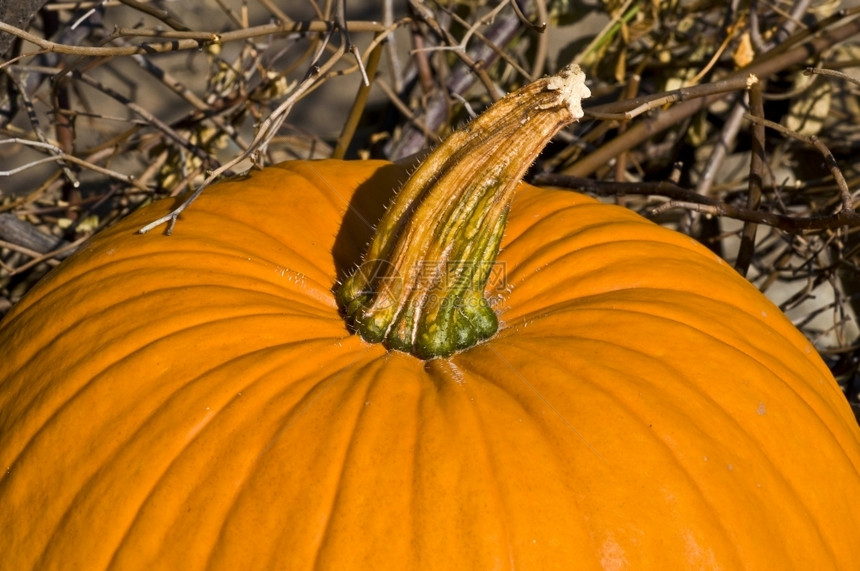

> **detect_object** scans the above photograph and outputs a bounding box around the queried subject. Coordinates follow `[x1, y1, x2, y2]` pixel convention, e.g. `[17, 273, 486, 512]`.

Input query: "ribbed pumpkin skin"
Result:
[1, 159, 859, 569]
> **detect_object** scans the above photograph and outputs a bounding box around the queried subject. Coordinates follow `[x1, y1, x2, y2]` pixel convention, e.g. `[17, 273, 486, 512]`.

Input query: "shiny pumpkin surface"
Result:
[1, 159, 859, 569]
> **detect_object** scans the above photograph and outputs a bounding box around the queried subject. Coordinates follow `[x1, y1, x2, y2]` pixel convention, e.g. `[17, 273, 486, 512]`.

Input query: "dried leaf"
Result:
[733, 32, 754, 68]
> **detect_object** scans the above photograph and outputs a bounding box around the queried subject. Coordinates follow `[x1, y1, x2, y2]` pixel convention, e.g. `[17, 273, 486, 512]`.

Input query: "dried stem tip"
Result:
[546, 65, 591, 119]
[338, 64, 590, 359]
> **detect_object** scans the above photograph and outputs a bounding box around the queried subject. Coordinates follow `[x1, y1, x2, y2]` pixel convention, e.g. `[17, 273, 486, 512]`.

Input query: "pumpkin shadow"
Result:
[331, 162, 411, 284]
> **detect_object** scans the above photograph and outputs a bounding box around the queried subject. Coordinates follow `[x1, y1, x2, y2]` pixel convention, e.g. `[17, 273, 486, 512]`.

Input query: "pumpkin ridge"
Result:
[134, 245, 336, 299]
[2, 310, 362, 483]
[434, 359, 518, 565]
[160, 217, 338, 286]
[1, 249, 336, 333]
[496, 251, 775, 332]
[308, 361, 407, 567]
[489, 340, 827, 565]
[511, 325, 812, 457]
[458, 360, 620, 569]
[164, 161, 374, 241]
[64, 342, 379, 569]
[500, 203, 652, 251]
[289, 159, 395, 226]
[501, 288, 807, 351]
[259, 354, 419, 568]
[206, 349, 391, 568]
[496, 299, 860, 497]
[397, 360, 521, 566]
[160, 351, 373, 569]
[279, 159, 409, 277]
[77, 283, 340, 330]
[500, 201, 685, 250]
[113, 283, 341, 317]
[513, 312, 860, 486]
[488, 331, 750, 452]
[507, 303, 836, 410]
[4, 292, 346, 420]
[554, 297, 832, 383]
[463, 342, 745, 564]
[501, 238, 726, 288]
[453, 358, 600, 561]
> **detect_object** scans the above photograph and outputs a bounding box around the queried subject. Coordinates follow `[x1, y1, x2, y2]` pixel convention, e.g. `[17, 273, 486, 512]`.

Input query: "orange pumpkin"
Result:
[1, 67, 859, 569]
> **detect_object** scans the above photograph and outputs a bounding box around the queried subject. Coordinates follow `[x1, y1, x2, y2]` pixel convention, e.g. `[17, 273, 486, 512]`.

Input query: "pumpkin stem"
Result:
[338, 64, 590, 359]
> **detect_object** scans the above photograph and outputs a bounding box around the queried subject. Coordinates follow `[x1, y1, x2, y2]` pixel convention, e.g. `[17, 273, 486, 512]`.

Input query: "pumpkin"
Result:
[1, 66, 859, 569]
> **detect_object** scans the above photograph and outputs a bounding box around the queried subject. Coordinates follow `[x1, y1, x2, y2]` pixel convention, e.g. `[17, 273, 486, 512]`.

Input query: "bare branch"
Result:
[0, 19, 391, 57]
[532, 174, 860, 231]
[742, 114, 853, 211]
[568, 13, 860, 177]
